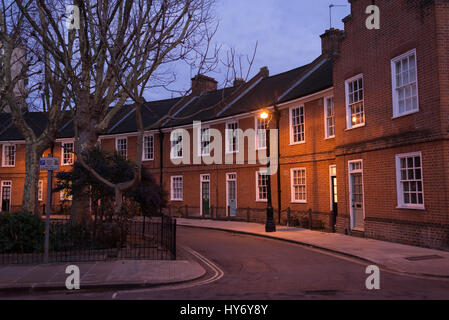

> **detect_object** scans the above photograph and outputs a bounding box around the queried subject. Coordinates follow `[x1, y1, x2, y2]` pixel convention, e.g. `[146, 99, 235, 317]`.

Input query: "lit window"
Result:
[226, 121, 239, 153]
[171, 176, 183, 201]
[396, 152, 424, 209]
[291, 168, 306, 203]
[256, 117, 267, 150]
[60, 188, 72, 201]
[325, 96, 335, 138]
[116, 138, 127, 159]
[256, 171, 269, 201]
[61, 142, 74, 165]
[2, 144, 16, 167]
[392, 49, 419, 117]
[345, 75, 365, 128]
[170, 131, 183, 159]
[143, 135, 154, 161]
[38, 180, 43, 201]
[290, 105, 305, 143]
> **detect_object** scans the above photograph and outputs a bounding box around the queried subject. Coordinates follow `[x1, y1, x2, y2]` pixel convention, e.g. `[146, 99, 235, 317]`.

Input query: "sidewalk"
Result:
[0, 259, 205, 294]
[178, 218, 449, 278]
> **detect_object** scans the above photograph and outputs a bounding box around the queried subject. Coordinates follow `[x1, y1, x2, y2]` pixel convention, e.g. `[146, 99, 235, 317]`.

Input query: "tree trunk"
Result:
[22, 142, 43, 215]
[70, 107, 100, 225]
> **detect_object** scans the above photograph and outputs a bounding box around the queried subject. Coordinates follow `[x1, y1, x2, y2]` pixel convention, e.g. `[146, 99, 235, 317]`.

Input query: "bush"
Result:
[0, 211, 45, 253]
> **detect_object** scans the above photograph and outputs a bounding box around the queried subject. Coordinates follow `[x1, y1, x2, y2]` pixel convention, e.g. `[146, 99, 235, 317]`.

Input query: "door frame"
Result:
[226, 173, 237, 217]
[329, 165, 337, 210]
[348, 160, 365, 231]
[200, 174, 210, 217]
[0, 180, 12, 213]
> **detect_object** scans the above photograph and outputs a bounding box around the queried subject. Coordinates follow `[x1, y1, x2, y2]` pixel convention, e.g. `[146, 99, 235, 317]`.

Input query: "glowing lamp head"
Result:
[260, 111, 269, 120]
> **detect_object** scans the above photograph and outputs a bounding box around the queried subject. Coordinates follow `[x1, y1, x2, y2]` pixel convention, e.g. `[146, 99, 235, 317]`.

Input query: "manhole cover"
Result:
[405, 255, 444, 261]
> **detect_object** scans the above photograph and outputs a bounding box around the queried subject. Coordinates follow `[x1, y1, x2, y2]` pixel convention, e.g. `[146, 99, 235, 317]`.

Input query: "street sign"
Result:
[40, 157, 60, 171]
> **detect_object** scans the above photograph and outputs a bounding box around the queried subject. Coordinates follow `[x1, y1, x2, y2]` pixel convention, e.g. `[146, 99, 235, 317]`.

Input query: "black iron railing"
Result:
[0, 216, 176, 265]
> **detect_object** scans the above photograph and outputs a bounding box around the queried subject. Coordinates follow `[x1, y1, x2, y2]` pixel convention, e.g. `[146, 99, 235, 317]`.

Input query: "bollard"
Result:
[287, 207, 291, 227]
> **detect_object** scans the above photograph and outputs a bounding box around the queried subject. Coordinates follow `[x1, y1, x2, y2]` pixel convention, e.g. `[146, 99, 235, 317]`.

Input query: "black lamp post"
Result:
[260, 111, 276, 233]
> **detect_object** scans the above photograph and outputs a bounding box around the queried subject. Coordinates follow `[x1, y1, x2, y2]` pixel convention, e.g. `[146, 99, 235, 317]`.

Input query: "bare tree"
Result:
[0, 0, 70, 215]
[16, 0, 221, 223]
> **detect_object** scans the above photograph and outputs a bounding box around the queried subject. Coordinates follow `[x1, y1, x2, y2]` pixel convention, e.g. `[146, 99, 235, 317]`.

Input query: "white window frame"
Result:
[2, 144, 16, 167]
[198, 126, 211, 157]
[115, 137, 128, 159]
[290, 168, 307, 203]
[255, 171, 269, 202]
[170, 131, 184, 160]
[38, 180, 43, 201]
[348, 159, 365, 230]
[395, 151, 425, 210]
[225, 121, 239, 154]
[0, 181, 12, 212]
[345, 74, 365, 129]
[289, 105, 305, 145]
[324, 96, 335, 139]
[142, 134, 154, 161]
[171, 176, 183, 201]
[61, 140, 75, 166]
[391, 49, 419, 118]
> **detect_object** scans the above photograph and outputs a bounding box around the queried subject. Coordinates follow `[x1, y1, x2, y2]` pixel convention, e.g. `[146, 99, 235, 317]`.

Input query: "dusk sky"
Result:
[148, 0, 350, 100]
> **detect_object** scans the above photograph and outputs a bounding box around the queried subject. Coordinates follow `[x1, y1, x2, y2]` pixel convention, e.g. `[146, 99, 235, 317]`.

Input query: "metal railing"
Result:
[0, 216, 176, 265]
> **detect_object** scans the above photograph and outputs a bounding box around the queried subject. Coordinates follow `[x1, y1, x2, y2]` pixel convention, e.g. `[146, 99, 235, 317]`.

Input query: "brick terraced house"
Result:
[0, 0, 448, 250]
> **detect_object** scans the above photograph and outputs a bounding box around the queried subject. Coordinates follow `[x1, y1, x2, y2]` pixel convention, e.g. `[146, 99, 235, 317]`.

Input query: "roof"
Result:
[0, 55, 333, 141]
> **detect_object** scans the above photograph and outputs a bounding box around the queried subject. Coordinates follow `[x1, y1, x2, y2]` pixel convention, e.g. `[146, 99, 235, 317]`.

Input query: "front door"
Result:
[331, 175, 338, 232]
[349, 161, 364, 230]
[227, 173, 237, 217]
[201, 175, 210, 216]
[1, 181, 12, 212]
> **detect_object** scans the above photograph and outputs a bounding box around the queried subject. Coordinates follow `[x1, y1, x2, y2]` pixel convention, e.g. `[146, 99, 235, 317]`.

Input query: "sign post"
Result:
[40, 156, 59, 263]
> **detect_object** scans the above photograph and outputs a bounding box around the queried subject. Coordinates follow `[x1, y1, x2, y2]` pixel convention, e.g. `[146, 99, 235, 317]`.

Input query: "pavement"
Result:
[0, 259, 205, 294]
[177, 218, 449, 278]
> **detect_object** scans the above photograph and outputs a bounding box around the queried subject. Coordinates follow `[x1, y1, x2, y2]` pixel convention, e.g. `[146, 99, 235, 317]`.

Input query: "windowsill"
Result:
[289, 141, 306, 146]
[392, 109, 419, 119]
[324, 136, 335, 140]
[1, 165, 15, 168]
[291, 201, 307, 204]
[142, 159, 154, 162]
[171, 199, 183, 202]
[396, 205, 426, 211]
[256, 200, 268, 203]
[345, 123, 366, 131]
[225, 151, 239, 155]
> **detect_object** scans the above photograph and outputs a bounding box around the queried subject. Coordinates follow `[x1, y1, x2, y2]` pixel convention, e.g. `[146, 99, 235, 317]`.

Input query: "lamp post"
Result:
[260, 111, 276, 233]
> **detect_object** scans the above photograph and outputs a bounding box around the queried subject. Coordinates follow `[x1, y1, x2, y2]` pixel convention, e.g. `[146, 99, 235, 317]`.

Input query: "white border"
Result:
[391, 48, 419, 119]
[290, 167, 307, 203]
[348, 159, 365, 230]
[395, 151, 425, 210]
[345, 74, 365, 130]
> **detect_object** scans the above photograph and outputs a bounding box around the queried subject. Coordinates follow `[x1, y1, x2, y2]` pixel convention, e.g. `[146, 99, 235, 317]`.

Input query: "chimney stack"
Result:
[320, 28, 345, 56]
[233, 78, 245, 87]
[191, 74, 218, 95]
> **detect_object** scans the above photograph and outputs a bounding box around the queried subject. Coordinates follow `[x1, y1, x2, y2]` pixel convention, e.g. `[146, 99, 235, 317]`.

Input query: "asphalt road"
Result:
[4, 227, 449, 300]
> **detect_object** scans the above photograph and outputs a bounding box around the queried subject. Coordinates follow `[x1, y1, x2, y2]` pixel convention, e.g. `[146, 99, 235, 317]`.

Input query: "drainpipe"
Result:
[159, 128, 164, 216]
[274, 105, 281, 224]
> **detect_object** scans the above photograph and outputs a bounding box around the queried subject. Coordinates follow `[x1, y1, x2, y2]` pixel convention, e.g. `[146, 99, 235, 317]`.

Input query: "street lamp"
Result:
[259, 110, 276, 233]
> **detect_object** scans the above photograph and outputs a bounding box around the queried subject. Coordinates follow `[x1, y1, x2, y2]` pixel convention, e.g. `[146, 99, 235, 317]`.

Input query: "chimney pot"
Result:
[191, 74, 218, 95]
[233, 78, 246, 87]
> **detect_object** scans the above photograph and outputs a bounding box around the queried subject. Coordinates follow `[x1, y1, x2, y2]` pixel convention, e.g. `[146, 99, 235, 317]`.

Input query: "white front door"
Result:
[226, 173, 237, 217]
[200, 175, 210, 216]
[348, 161, 365, 230]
